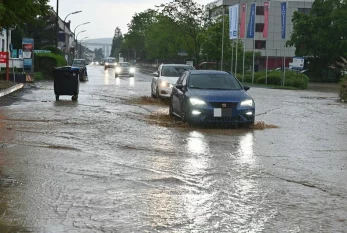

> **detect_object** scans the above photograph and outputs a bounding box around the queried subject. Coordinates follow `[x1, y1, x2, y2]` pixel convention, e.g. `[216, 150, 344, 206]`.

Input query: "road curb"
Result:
[0, 83, 25, 98]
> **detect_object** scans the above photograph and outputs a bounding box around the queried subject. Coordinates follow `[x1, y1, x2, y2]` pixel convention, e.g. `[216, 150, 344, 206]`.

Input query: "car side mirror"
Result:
[176, 84, 183, 90]
[153, 72, 159, 77]
[244, 85, 250, 91]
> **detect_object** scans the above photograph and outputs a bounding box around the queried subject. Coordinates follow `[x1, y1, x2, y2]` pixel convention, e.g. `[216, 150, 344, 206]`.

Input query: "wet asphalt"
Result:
[0, 64, 347, 232]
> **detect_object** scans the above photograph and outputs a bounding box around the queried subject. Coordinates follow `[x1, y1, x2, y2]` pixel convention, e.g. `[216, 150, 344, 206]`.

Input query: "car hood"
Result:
[189, 89, 252, 103]
[159, 76, 180, 84]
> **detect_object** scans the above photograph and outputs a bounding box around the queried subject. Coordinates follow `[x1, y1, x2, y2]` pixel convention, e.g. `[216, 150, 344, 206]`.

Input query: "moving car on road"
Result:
[104, 57, 117, 70]
[169, 70, 255, 126]
[72, 59, 88, 81]
[151, 64, 195, 99]
[115, 62, 135, 77]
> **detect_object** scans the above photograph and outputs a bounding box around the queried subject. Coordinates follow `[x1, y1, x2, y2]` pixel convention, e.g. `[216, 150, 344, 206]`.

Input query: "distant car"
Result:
[151, 64, 195, 99]
[169, 70, 255, 126]
[104, 57, 117, 70]
[72, 59, 88, 81]
[115, 62, 135, 77]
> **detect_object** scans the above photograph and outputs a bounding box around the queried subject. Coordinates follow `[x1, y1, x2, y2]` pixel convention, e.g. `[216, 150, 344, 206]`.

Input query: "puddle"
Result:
[126, 96, 168, 106]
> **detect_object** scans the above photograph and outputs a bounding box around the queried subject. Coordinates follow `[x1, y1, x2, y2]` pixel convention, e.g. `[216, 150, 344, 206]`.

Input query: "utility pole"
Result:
[55, 0, 59, 48]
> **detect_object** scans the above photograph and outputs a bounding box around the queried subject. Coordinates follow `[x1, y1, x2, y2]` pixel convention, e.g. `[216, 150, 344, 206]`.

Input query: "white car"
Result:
[151, 64, 195, 98]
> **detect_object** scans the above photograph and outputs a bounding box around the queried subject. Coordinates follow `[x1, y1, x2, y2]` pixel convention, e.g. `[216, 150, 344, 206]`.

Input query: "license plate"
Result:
[213, 108, 233, 117]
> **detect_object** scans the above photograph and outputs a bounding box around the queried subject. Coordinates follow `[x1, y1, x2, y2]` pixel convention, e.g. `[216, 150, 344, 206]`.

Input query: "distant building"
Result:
[205, 0, 313, 69]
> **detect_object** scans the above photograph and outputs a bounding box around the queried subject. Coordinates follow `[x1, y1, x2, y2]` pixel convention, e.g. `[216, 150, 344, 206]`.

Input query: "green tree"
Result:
[145, 15, 182, 59]
[121, 9, 157, 59]
[110, 27, 123, 58]
[0, 0, 49, 28]
[287, 0, 347, 81]
[157, 0, 207, 63]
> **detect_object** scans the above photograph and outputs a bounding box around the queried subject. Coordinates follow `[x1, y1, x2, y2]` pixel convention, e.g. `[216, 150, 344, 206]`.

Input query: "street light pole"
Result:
[55, 0, 59, 48]
[79, 37, 89, 58]
[75, 30, 86, 58]
[73, 22, 90, 59]
[63, 10, 82, 63]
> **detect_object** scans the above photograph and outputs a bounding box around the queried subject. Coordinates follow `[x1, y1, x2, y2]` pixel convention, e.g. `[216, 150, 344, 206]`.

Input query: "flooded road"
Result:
[0, 64, 347, 232]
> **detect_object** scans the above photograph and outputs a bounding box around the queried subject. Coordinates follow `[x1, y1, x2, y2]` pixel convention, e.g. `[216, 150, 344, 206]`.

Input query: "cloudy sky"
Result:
[48, 0, 212, 40]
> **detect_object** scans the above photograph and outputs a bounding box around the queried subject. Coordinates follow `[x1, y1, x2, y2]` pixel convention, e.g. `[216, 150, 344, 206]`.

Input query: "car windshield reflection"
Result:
[188, 74, 243, 90]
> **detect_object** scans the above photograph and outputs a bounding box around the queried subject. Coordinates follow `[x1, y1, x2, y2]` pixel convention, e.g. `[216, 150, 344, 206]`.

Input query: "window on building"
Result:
[256, 6, 264, 15]
[255, 23, 264, 32]
[255, 40, 266, 49]
[298, 8, 311, 14]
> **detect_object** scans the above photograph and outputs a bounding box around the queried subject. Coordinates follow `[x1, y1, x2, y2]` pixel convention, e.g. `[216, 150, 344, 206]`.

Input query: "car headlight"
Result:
[105, 62, 109, 65]
[160, 81, 168, 87]
[190, 98, 206, 105]
[130, 68, 135, 73]
[240, 99, 254, 107]
[116, 67, 121, 73]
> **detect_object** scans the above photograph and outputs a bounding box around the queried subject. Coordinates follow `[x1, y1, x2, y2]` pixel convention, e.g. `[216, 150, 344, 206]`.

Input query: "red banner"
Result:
[263, 2, 269, 38]
[240, 3, 247, 38]
[23, 43, 33, 51]
[0, 52, 8, 64]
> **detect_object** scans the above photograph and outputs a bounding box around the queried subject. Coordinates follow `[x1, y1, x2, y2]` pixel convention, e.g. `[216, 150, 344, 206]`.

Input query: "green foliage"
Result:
[287, 0, 347, 81]
[110, 27, 123, 58]
[34, 53, 67, 78]
[40, 45, 63, 55]
[254, 71, 309, 89]
[94, 48, 104, 61]
[0, 0, 49, 28]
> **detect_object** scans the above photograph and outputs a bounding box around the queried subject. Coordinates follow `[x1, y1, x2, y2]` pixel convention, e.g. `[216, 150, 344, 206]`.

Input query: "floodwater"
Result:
[0, 64, 346, 232]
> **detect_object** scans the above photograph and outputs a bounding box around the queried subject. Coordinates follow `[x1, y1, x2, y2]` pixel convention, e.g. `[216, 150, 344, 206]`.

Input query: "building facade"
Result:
[206, 0, 313, 69]
[0, 28, 10, 52]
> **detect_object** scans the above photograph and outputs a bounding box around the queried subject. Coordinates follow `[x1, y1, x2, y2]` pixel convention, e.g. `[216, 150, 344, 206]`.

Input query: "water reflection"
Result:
[238, 132, 254, 158]
[129, 77, 135, 87]
[115, 77, 120, 86]
[186, 131, 210, 155]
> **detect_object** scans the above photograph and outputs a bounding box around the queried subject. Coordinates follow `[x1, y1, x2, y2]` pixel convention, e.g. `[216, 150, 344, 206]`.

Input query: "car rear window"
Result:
[188, 74, 243, 90]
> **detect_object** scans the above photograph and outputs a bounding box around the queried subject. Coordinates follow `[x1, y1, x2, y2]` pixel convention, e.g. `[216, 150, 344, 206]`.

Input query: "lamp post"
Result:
[75, 30, 86, 59]
[73, 22, 90, 59]
[63, 11, 82, 51]
[79, 37, 89, 58]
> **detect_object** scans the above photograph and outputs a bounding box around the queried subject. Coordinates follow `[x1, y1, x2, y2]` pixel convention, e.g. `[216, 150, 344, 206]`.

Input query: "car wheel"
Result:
[169, 99, 174, 117]
[181, 104, 190, 123]
[115, 74, 118, 78]
[156, 85, 160, 99]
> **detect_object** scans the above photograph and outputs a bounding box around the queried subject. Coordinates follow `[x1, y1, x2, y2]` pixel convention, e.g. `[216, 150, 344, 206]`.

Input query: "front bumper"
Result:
[158, 86, 173, 98]
[187, 105, 255, 124]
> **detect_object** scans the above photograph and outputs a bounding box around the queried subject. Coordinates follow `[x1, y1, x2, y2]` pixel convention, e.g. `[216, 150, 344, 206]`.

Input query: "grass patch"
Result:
[0, 80, 16, 90]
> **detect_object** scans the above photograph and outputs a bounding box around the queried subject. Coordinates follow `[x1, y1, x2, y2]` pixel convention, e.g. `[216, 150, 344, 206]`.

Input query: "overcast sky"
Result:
[48, 0, 212, 40]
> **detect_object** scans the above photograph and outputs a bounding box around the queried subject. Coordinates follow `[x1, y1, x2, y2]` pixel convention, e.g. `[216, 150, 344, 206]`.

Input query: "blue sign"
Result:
[12, 49, 18, 58]
[23, 59, 33, 67]
[23, 38, 34, 44]
[247, 3, 256, 38]
[281, 2, 287, 39]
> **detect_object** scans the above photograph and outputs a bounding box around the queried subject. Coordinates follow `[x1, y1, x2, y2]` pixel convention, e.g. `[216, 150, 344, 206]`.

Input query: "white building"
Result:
[0, 28, 10, 52]
[206, 0, 313, 69]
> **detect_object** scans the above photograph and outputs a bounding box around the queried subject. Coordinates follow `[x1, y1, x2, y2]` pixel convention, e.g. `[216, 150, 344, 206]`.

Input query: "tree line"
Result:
[110, 0, 347, 81]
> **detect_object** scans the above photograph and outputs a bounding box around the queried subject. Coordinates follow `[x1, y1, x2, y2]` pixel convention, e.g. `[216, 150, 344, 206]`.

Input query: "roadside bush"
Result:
[256, 71, 282, 86]
[40, 45, 63, 55]
[34, 53, 67, 79]
[284, 72, 309, 89]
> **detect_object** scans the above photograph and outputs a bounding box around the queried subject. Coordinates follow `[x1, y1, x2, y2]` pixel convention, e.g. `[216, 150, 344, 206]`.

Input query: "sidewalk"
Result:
[0, 80, 24, 98]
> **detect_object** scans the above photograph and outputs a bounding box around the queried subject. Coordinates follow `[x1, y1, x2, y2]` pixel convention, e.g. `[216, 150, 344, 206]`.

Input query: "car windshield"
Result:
[73, 60, 85, 65]
[107, 59, 115, 63]
[161, 66, 194, 77]
[119, 63, 129, 67]
[188, 74, 243, 90]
